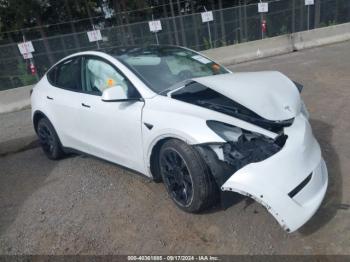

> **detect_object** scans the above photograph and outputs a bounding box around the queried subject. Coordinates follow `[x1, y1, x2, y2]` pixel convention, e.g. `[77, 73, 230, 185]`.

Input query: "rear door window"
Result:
[49, 57, 82, 91]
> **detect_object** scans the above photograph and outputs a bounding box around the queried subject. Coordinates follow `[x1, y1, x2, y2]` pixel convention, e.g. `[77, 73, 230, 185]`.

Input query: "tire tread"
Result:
[159, 139, 218, 213]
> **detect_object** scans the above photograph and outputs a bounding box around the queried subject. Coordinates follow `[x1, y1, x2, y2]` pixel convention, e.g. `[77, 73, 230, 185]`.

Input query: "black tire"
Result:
[37, 117, 64, 160]
[158, 139, 218, 213]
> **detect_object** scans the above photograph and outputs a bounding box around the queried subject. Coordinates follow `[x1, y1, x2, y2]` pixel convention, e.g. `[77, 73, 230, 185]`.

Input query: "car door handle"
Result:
[47, 96, 54, 100]
[81, 103, 91, 108]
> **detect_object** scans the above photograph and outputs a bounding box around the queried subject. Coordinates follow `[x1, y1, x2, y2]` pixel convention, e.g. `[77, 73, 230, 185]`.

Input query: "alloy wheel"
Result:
[37, 123, 55, 155]
[160, 149, 193, 206]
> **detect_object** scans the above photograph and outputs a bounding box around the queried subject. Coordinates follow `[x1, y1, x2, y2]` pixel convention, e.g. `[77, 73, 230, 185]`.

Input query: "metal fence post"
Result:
[243, 1, 248, 42]
[299, 0, 304, 31]
[22, 34, 40, 81]
[64, 0, 81, 49]
[169, 0, 180, 45]
[92, 25, 100, 49]
[261, 12, 264, 39]
[335, 0, 339, 23]
[218, 1, 226, 45]
[152, 14, 160, 45]
[204, 7, 213, 49]
[162, 5, 174, 45]
[292, 0, 296, 33]
[314, 0, 321, 29]
[307, 4, 310, 30]
[176, 0, 187, 46]
[238, 3, 243, 43]
[190, 4, 200, 50]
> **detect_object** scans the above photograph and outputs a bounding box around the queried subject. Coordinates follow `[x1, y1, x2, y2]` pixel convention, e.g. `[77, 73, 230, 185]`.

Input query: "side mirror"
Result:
[102, 85, 128, 102]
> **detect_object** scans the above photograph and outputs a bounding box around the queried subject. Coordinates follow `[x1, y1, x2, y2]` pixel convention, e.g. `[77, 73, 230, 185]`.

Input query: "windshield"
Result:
[111, 46, 229, 94]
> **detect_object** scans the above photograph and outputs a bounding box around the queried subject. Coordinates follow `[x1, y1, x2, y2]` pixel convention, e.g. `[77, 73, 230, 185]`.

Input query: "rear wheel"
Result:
[37, 118, 64, 160]
[158, 139, 218, 213]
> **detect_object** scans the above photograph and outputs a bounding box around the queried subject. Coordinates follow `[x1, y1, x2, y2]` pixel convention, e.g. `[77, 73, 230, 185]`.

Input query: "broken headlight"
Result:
[207, 120, 243, 142]
[207, 120, 287, 170]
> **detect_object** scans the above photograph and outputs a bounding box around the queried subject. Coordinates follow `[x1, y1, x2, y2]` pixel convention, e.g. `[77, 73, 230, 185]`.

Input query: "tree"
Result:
[0, 0, 265, 35]
[0, 0, 100, 34]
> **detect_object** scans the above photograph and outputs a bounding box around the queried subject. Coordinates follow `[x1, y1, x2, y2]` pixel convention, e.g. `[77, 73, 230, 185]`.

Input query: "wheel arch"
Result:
[32, 111, 63, 147]
[147, 134, 192, 181]
[33, 110, 49, 133]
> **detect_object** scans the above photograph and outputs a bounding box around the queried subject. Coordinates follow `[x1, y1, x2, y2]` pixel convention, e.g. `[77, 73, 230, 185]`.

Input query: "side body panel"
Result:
[142, 95, 278, 177]
[75, 93, 145, 173]
[32, 52, 149, 174]
[31, 77, 83, 149]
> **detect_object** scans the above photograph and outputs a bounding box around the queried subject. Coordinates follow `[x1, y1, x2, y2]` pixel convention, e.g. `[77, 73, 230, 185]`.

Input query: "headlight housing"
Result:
[207, 120, 243, 142]
[206, 120, 287, 171]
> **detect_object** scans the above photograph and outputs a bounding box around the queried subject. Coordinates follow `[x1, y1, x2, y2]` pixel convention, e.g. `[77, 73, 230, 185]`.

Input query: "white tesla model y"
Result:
[31, 46, 328, 232]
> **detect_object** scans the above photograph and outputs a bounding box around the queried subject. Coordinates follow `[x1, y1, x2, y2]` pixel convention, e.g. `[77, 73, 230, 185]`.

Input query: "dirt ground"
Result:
[0, 41, 350, 255]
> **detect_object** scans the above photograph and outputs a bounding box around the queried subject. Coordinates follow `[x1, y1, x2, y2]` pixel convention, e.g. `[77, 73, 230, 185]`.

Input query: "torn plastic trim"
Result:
[221, 134, 287, 172]
[194, 132, 288, 188]
[221, 158, 328, 232]
[195, 144, 236, 188]
[198, 121, 288, 183]
[218, 113, 328, 232]
[221, 185, 292, 232]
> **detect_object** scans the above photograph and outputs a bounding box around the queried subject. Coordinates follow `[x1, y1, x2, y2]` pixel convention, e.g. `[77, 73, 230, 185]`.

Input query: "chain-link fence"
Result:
[0, 0, 349, 91]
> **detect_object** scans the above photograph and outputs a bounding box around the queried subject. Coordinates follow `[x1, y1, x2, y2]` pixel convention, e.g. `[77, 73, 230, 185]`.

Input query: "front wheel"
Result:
[158, 139, 218, 213]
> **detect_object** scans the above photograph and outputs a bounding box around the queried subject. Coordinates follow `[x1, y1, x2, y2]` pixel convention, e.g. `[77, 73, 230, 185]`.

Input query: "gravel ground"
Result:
[0, 41, 350, 254]
[0, 109, 36, 157]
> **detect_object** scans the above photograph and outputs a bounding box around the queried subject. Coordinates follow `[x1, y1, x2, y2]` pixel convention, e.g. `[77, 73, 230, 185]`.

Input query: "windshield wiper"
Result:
[196, 100, 293, 132]
[197, 100, 239, 114]
[160, 80, 195, 96]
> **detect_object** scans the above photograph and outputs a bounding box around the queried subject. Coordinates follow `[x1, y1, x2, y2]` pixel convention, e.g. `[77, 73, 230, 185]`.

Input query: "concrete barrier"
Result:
[203, 22, 350, 65]
[0, 85, 32, 114]
[292, 22, 350, 51]
[202, 35, 293, 66]
[1, 22, 350, 114]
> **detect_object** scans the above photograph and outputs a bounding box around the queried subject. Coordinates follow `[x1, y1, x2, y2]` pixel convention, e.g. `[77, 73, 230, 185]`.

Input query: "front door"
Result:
[77, 56, 145, 173]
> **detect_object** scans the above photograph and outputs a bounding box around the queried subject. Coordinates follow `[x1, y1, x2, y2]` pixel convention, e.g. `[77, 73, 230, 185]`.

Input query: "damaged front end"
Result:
[208, 120, 288, 171]
[170, 73, 327, 232]
[195, 115, 328, 233]
[195, 120, 288, 189]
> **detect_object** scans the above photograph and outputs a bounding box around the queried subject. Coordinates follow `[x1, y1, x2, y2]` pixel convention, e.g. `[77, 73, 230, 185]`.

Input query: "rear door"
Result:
[46, 56, 88, 150]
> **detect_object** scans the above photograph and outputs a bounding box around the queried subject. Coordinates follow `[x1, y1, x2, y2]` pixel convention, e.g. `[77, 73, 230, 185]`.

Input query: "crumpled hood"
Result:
[193, 71, 301, 121]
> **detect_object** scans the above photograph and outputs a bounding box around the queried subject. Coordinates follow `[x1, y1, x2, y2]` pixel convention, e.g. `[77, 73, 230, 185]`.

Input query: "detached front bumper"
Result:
[221, 114, 328, 232]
